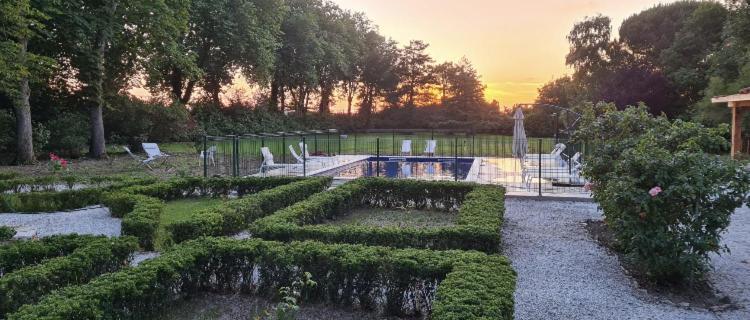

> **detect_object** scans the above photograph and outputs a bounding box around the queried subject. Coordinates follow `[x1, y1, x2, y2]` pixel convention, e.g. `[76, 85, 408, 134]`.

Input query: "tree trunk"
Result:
[269, 79, 279, 111]
[14, 38, 34, 164]
[89, 1, 117, 159]
[319, 83, 332, 114]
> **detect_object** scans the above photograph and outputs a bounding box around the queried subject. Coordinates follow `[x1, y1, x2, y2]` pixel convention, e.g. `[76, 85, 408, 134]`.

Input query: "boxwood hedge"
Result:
[0, 226, 14, 241]
[167, 177, 333, 243]
[0, 177, 157, 213]
[252, 178, 505, 253]
[0, 234, 105, 276]
[102, 176, 329, 249]
[0, 236, 138, 317]
[0, 174, 150, 193]
[8, 238, 516, 320]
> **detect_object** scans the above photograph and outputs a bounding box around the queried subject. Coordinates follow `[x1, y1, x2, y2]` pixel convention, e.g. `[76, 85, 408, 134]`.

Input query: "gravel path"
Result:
[503, 198, 750, 320]
[0, 206, 121, 238]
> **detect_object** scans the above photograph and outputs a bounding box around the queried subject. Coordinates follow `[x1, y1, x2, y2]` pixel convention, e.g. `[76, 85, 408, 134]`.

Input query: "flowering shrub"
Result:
[575, 103, 750, 282]
[48, 153, 68, 173]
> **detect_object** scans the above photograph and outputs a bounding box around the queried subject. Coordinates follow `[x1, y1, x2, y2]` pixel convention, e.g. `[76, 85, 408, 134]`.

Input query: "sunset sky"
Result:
[331, 0, 683, 108]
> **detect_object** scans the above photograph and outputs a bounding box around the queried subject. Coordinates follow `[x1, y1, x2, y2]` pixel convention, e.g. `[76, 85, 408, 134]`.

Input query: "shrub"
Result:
[576, 104, 750, 281]
[8, 238, 516, 319]
[168, 177, 332, 243]
[0, 226, 15, 241]
[105, 176, 325, 249]
[252, 178, 504, 253]
[0, 174, 154, 193]
[0, 234, 104, 276]
[0, 236, 138, 316]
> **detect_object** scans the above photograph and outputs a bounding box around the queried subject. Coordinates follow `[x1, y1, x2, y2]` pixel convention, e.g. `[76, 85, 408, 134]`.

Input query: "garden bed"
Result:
[252, 178, 504, 252]
[7, 238, 516, 320]
[585, 219, 736, 311]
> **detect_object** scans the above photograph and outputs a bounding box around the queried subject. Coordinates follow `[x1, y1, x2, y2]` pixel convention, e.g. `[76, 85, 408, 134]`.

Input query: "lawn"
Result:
[325, 207, 457, 228]
[155, 197, 226, 250]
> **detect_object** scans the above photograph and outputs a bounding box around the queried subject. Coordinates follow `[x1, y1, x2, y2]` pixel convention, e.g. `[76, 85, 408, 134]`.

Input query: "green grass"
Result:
[155, 197, 226, 250]
[325, 207, 457, 228]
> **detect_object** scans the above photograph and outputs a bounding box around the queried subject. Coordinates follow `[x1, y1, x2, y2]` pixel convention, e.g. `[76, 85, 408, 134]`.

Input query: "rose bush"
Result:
[575, 103, 750, 282]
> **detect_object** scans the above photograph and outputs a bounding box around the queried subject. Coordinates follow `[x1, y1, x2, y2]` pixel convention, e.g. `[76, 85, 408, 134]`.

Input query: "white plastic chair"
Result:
[199, 146, 216, 166]
[259, 147, 301, 174]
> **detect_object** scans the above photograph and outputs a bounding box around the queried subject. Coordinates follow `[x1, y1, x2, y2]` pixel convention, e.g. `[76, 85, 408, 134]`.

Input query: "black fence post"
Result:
[203, 136, 208, 178]
[282, 135, 286, 163]
[392, 131, 396, 155]
[376, 138, 380, 177]
[327, 132, 331, 155]
[338, 133, 341, 155]
[314, 134, 318, 155]
[354, 133, 358, 154]
[454, 136, 459, 181]
[538, 139, 542, 197]
[471, 135, 475, 157]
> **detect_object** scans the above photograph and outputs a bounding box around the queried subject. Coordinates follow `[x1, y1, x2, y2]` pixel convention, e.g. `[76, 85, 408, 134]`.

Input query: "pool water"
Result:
[331, 157, 474, 180]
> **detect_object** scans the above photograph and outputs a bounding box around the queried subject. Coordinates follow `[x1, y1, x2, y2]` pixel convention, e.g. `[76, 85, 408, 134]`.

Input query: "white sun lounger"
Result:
[142, 143, 170, 164]
[259, 147, 302, 174]
[199, 146, 217, 166]
[424, 140, 437, 156]
[401, 140, 412, 156]
[123, 146, 153, 170]
[288, 145, 329, 165]
[298, 143, 334, 163]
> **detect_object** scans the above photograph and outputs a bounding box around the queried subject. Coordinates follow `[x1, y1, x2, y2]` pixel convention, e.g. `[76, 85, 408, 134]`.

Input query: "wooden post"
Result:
[731, 102, 742, 158]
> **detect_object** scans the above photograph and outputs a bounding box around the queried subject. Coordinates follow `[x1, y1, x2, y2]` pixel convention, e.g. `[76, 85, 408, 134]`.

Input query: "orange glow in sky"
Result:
[331, 0, 683, 108]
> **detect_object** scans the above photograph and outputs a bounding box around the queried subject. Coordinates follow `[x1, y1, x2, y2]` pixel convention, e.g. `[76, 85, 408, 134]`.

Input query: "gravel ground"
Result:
[503, 198, 750, 320]
[0, 206, 121, 238]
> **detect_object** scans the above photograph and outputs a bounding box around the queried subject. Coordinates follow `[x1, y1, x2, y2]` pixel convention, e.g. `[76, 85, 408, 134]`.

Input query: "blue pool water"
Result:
[330, 157, 474, 180]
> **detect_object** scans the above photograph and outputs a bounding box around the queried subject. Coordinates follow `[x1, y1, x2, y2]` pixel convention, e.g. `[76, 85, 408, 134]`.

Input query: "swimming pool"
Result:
[322, 157, 476, 180]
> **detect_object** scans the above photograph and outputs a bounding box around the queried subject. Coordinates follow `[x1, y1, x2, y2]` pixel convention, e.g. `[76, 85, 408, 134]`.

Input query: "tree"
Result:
[396, 40, 435, 108]
[149, 0, 283, 106]
[358, 31, 399, 123]
[0, 0, 54, 164]
[566, 15, 615, 85]
[41, 0, 190, 158]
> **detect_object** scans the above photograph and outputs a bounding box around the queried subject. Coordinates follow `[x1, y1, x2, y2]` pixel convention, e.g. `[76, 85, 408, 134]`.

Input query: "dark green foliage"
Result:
[168, 177, 332, 243]
[44, 112, 89, 158]
[252, 178, 504, 253]
[104, 176, 324, 249]
[0, 234, 103, 276]
[0, 236, 138, 316]
[0, 174, 154, 193]
[0, 226, 15, 241]
[0, 176, 156, 212]
[0, 172, 18, 180]
[576, 105, 750, 281]
[8, 238, 516, 320]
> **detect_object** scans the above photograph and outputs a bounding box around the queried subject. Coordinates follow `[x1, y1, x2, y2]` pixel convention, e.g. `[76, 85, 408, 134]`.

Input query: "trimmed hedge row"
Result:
[0, 234, 104, 276]
[168, 177, 333, 243]
[0, 173, 17, 181]
[0, 227, 14, 241]
[0, 177, 157, 213]
[0, 174, 151, 193]
[252, 178, 505, 252]
[0, 236, 138, 316]
[8, 238, 516, 319]
[102, 176, 328, 249]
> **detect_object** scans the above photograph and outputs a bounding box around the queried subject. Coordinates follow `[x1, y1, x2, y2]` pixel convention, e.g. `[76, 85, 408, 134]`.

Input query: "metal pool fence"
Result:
[201, 131, 589, 195]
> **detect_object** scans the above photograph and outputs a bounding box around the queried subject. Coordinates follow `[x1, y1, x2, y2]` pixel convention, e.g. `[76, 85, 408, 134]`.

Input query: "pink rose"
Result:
[584, 182, 594, 191]
[649, 186, 662, 197]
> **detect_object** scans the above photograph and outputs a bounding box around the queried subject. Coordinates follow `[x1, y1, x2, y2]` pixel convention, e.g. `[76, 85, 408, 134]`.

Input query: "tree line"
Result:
[0, 0, 495, 164]
[536, 0, 750, 128]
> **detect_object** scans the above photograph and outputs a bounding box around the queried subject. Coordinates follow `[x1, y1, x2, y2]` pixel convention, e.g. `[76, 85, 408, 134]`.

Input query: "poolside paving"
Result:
[503, 198, 750, 320]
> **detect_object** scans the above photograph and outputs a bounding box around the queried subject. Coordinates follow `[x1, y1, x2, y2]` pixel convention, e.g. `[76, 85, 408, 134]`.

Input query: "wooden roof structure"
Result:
[712, 90, 750, 158]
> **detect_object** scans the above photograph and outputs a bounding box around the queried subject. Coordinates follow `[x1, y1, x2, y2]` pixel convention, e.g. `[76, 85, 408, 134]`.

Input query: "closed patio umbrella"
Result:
[512, 108, 528, 159]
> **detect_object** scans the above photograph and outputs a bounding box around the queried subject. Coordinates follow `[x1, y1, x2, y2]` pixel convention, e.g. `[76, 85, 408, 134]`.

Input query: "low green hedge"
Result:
[0, 234, 104, 276]
[0, 236, 138, 316]
[0, 174, 151, 193]
[0, 177, 157, 213]
[0, 226, 14, 241]
[103, 176, 327, 249]
[252, 178, 505, 253]
[168, 177, 332, 243]
[0, 173, 17, 181]
[8, 238, 516, 319]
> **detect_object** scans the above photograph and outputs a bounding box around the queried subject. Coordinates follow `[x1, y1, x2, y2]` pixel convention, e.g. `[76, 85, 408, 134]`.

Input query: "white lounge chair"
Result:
[259, 147, 302, 174]
[142, 143, 170, 164]
[123, 146, 152, 170]
[525, 143, 566, 160]
[424, 140, 437, 156]
[199, 146, 217, 166]
[288, 145, 329, 165]
[526, 152, 580, 168]
[298, 143, 332, 161]
[401, 140, 412, 156]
